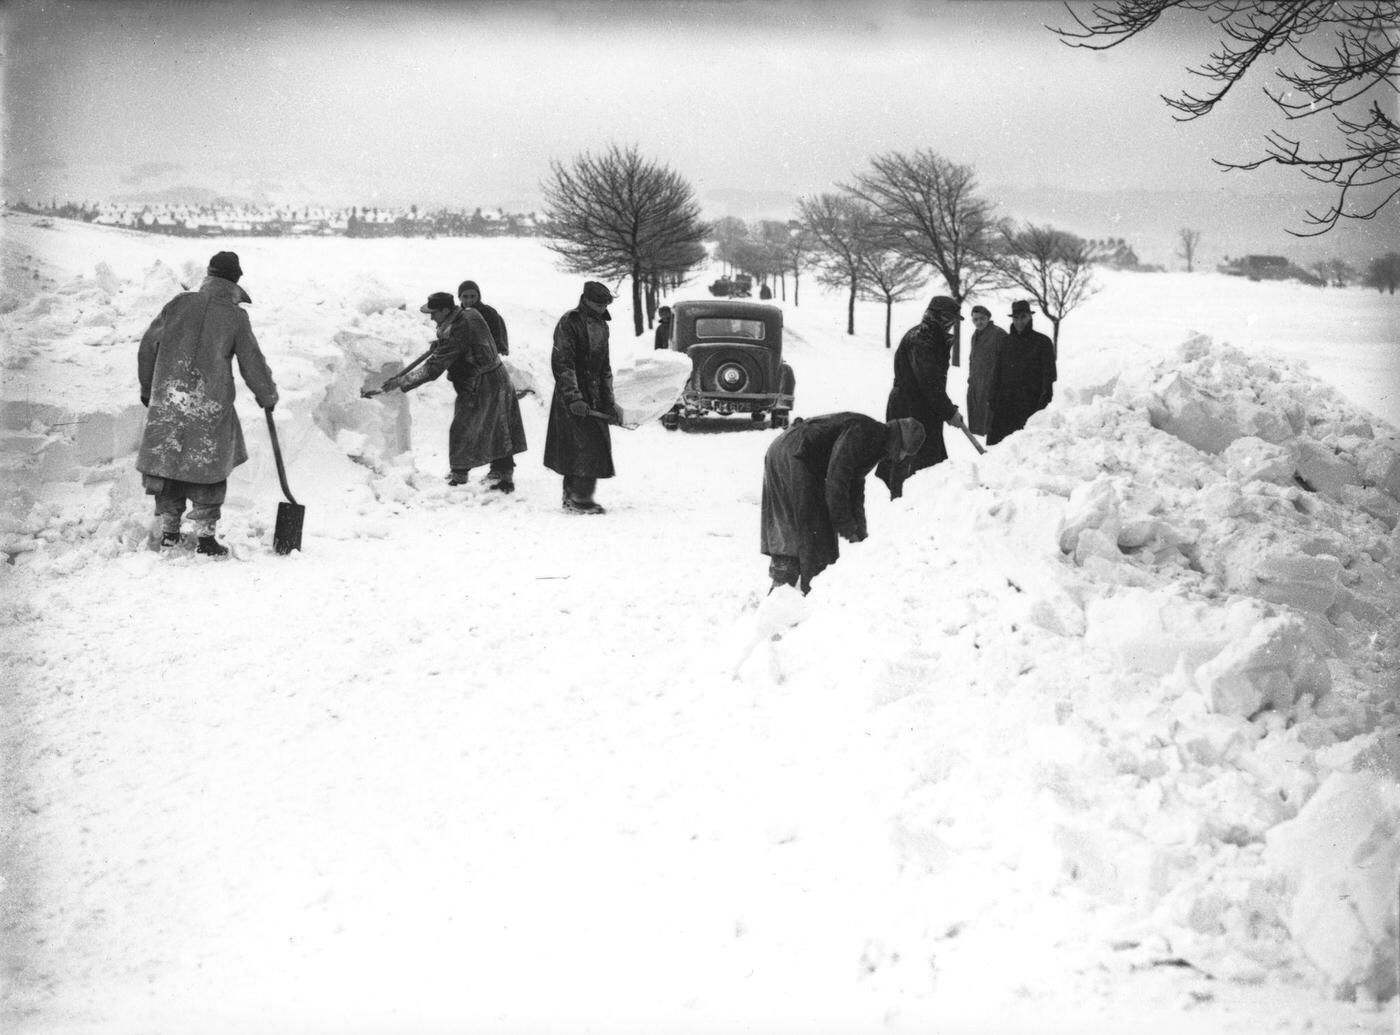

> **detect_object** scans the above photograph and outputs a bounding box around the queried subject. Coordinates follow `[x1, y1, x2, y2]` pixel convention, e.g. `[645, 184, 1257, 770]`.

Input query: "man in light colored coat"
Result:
[137, 251, 278, 556]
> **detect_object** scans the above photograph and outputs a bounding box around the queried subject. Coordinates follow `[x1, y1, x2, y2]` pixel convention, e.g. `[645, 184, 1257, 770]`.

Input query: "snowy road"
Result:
[3, 219, 1397, 1033]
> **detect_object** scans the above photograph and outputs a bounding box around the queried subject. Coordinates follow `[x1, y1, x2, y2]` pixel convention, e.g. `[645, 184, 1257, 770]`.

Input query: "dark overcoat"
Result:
[875, 315, 956, 496]
[137, 276, 278, 484]
[653, 316, 672, 350]
[987, 319, 1057, 445]
[400, 307, 526, 470]
[543, 302, 616, 478]
[761, 412, 888, 585]
[966, 321, 1008, 436]
[468, 300, 509, 355]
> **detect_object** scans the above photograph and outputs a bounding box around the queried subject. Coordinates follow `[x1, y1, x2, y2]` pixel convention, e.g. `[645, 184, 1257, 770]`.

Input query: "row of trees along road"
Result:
[543, 144, 1100, 357]
[800, 149, 1100, 356]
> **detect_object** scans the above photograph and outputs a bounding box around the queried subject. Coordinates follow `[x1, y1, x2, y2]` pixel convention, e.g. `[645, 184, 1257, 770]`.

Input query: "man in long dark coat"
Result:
[761, 412, 926, 594]
[653, 306, 673, 350]
[137, 250, 278, 556]
[387, 291, 527, 491]
[987, 300, 1057, 446]
[457, 280, 509, 355]
[875, 294, 969, 500]
[965, 304, 1007, 437]
[544, 281, 621, 514]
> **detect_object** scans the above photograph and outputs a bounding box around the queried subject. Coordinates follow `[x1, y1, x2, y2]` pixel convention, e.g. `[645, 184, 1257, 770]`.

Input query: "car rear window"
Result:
[695, 318, 766, 341]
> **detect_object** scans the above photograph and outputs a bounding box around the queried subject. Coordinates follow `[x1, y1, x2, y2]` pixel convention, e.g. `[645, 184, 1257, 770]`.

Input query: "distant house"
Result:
[1219, 255, 1291, 280]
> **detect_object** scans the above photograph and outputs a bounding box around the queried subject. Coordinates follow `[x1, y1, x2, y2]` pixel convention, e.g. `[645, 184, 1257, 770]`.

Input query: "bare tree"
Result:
[1178, 227, 1202, 272]
[989, 223, 1101, 355]
[1053, 1, 1400, 235]
[859, 245, 929, 349]
[1363, 252, 1400, 293]
[846, 149, 999, 364]
[798, 193, 877, 335]
[542, 145, 709, 336]
[782, 225, 816, 307]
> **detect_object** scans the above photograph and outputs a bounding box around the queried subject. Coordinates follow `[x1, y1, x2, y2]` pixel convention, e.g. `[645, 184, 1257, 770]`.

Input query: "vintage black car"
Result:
[660, 299, 795, 430]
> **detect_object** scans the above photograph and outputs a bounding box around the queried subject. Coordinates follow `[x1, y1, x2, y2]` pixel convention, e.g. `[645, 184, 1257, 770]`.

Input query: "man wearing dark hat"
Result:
[382, 291, 527, 491]
[965, 304, 1007, 438]
[986, 300, 1057, 446]
[457, 280, 508, 355]
[543, 281, 622, 514]
[874, 294, 968, 499]
[762, 412, 927, 594]
[136, 250, 278, 556]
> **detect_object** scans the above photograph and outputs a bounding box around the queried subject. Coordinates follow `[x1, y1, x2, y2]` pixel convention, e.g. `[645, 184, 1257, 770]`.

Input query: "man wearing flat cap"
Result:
[875, 294, 968, 500]
[762, 412, 927, 594]
[382, 290, 527, 490]
[543, 281, 623, 514]
[136, 250, 278, 556]
[986, 299, 1057, 446]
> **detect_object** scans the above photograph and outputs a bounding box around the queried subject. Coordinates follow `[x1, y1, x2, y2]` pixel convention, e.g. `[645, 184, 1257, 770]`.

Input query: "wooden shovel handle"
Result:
[265, 409, 299, 506]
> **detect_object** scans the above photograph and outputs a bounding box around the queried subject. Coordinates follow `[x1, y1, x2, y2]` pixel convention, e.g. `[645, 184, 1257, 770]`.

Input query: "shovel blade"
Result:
[274, 501, 305, 555]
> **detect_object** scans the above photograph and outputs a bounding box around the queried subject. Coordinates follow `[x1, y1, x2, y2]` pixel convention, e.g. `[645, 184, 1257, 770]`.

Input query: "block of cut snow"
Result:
[1242, 406, 1294, 445]
[1223, 436, 1297, 486]
[1264, 772, 1400, 1000]
[1340, 485, 1399, 531]
[1294, 439, 1361, 500]
[1253, 550, 1344, 613]
[1149, 372, 1244, 454]
[1057, 475, 1120, 555]
[609, 350, 692, 428]
[1193, 614, 1331, 717]
[1083, 589, 1263, 675]
[1359, 449, 1400, 497]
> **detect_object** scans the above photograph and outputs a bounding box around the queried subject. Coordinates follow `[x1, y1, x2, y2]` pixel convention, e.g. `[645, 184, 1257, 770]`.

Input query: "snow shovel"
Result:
[361, 346, 433, 398]
[265, 409, 304, 554]
[958, 423, 986, 455]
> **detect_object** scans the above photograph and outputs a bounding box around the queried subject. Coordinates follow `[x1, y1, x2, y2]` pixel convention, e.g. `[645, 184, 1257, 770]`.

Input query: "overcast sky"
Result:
[2, 0, 1390, 261]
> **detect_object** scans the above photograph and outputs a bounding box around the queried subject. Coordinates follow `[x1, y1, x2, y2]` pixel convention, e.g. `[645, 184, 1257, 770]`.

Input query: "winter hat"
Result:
[926, 295, 963, 321]
[207, 251, 243, 283]
[890, 417, 927, 458]
[419, 291, 456, 313]
[1009, 299, 1035, 317]
[658, 305, 672, 318]
[582, 281, 614, 305]
[457, 280, 481, 298]
[970, 304, 991, 318]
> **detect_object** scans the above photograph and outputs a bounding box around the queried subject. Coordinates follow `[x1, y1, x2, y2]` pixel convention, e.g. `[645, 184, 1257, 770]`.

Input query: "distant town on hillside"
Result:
[6, 199, 548, 238]
[10, 198, 1393, 292]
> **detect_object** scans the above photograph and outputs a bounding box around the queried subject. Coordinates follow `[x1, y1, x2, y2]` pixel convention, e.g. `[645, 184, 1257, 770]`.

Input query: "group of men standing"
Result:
[759, 292, 1057, 595]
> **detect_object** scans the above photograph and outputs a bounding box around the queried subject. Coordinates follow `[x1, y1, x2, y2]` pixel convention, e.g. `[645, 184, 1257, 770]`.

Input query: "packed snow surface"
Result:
[1, 212, 1398, 1034]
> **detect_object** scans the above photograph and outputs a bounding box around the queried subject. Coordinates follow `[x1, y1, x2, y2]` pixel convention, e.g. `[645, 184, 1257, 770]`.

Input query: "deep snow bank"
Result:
[754, 334, 1399, 1002]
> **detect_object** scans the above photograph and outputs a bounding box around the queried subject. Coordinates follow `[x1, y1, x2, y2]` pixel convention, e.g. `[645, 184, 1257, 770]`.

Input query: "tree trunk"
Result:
[780, 272, 787, 301]
[847, 278, 857, 335]
[884, 296, 893, 349]
[631, 262, 644, 337]
[793, 273, 800, 307]
[1051, 318, 1061, 359]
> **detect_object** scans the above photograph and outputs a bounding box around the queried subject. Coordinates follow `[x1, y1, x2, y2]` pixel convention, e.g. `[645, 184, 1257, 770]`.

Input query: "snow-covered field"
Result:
[2, 210, 1398, 1034]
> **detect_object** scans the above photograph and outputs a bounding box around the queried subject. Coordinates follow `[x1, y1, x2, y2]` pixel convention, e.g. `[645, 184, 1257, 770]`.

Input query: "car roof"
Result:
[672, 299, 783, 321]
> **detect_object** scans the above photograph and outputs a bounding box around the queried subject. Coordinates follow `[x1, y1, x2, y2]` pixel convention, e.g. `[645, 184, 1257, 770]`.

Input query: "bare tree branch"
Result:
[1051, 0, 1400, 234]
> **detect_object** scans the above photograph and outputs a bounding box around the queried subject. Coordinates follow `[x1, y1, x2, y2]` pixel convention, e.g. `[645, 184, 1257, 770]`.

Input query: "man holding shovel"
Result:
[544, 281, 623, 514]
[137, 250, 278, 557]
[762, 413, 926, 594]
[375, 291, 527, 492]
